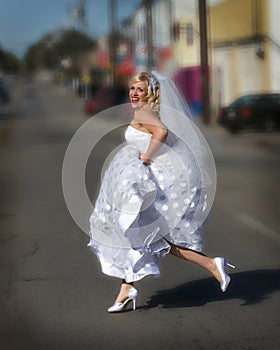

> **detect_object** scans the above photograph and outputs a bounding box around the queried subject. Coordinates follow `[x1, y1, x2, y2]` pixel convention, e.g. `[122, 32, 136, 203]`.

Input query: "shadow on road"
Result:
[143, 269, 280, 309]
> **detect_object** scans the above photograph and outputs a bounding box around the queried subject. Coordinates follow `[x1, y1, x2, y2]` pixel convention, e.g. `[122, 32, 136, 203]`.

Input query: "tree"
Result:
[55, 29, 95, 58]
[0, 47, 22, 73]
[23, 29, 96, 72]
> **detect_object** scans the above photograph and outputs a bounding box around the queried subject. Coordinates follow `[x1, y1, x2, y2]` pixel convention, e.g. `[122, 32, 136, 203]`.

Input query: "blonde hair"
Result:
[129, 72, 160, 112]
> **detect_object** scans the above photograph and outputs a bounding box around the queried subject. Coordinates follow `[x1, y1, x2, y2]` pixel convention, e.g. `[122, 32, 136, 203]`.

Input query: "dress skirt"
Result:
[88, 126, 208, 282]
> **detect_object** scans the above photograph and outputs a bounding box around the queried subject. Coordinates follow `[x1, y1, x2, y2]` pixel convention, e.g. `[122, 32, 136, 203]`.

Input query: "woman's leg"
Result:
[114, 279, 135, 303]
[169, 242, 223, 282]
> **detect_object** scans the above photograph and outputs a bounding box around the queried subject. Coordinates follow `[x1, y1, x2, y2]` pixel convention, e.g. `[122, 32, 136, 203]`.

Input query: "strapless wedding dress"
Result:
[88, 125, 207, 282]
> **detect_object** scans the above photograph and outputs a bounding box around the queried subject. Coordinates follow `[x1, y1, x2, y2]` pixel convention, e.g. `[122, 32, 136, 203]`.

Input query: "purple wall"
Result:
[175, 66, 209, 115]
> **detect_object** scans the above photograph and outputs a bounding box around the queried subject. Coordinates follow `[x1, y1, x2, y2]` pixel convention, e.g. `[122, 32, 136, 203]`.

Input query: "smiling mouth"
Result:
[131, 97, 140, 103]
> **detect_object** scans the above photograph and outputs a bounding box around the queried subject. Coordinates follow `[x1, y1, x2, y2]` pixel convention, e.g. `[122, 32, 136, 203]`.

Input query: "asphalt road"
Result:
[0, 79, 279, 350]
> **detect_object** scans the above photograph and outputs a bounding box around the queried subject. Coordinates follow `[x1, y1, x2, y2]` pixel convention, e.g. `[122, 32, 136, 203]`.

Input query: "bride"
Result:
[88, 71, 235, 313]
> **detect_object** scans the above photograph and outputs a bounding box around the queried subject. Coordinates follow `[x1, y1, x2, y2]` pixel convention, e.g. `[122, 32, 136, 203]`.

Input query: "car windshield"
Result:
[229, 95, 262, 107]
[229, 94, 280, 107]
[267, 94, 280, 104]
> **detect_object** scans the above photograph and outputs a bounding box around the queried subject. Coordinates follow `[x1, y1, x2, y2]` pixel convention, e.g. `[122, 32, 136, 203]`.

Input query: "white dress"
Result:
[88, 125, 207, 282]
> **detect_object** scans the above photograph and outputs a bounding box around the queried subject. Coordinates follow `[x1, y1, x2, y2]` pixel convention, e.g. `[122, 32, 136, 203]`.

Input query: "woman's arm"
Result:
[134, 109, 168, 165]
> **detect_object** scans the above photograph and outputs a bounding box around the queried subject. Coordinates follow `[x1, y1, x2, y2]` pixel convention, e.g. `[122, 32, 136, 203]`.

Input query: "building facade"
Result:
[210, 0, 280, 109]
[133, 0, 173, 73]
[87, 0, 280, 115]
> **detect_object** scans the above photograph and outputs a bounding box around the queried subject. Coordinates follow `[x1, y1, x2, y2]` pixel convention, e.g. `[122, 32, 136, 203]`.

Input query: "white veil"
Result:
[151, 71, 217, 223]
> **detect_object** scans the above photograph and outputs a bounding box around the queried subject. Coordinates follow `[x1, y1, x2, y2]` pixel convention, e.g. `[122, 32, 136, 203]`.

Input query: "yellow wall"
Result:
[209, 0, 276, 108]
[261, 0, 269, 34]
[210, 0, 269, 43]
[173, 13, 199, 66]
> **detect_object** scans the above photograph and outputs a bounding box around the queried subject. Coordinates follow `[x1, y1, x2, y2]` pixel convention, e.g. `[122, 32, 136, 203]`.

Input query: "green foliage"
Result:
[56, 29, 95, 57]
[0, 47, 22, 73]
[23, 29, 96, 72]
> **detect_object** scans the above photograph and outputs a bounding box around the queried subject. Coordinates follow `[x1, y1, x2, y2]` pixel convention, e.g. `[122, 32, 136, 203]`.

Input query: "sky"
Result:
[0, 0, 224, 59]
[0, 0, 139, 58]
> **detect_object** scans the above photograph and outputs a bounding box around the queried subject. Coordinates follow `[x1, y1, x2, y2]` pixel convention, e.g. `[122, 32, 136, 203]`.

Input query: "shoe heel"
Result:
[132, 298, 136, 311]
[130, 289, 137, 311]
[225, 261, 235, 269]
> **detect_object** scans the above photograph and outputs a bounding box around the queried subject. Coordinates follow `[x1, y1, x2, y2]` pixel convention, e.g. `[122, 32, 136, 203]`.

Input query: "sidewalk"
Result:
[195, 117, 280, 157]
[0, 78, 24, 148]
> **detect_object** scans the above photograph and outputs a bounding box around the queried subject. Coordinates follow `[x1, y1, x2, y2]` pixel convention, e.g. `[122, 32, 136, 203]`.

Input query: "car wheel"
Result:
[264, 117, 276, 132]
[228, 125, 240, 134]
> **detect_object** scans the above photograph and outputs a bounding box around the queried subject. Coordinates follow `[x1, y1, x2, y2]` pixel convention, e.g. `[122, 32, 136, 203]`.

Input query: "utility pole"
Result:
[109, 0, 117, 84]
[145, 0, 153, 71]
[76, 0, 88, 33]
[198, 0, 211, 124]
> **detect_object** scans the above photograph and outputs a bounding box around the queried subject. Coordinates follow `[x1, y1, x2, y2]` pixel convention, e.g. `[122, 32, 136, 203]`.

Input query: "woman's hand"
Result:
[134, 108, 168, 164]
[139, 154, 151, 165]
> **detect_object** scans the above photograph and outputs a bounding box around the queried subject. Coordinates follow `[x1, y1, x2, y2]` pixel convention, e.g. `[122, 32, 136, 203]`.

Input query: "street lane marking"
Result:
[235, 213, 280, 245]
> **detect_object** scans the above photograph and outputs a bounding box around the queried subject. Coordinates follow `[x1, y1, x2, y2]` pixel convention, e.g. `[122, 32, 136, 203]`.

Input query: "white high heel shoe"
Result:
[107, 287, 138, 313]
[214, 257, 236, 292]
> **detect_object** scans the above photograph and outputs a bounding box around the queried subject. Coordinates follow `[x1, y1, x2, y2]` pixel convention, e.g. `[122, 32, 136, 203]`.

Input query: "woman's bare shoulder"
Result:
[134, 108, 159, 122]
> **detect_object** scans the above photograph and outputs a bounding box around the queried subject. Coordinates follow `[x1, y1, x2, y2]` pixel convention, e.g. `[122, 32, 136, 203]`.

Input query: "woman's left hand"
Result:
[139, 154, 151, 165]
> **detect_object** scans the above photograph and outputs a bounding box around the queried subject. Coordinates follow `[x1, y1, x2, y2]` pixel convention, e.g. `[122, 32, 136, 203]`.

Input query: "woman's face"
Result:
[129, 81, 148, 109]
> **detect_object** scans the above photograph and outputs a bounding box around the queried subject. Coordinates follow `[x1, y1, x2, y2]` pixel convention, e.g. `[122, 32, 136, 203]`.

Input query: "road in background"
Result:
[0, 79, 279, 349]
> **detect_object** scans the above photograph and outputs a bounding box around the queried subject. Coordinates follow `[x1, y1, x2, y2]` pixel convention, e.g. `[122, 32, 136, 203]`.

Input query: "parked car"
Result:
[0, 77, 10, 104]
[85, 86, 128, 115]
[217, 93, 280, 133]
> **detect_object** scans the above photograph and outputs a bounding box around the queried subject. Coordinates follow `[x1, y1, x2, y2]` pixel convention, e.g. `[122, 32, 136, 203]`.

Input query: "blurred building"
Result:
[63, 0, 280, 118]
[171, 0, 202, 115]
[132, 0, 173, 73]
[147, 0, 280, 118]
[172, 0, 199, 67]
[210, 0, 280, 109]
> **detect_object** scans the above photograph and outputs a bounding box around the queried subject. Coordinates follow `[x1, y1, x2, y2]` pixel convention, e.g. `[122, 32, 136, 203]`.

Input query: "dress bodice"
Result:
[125, 125, 152, 154]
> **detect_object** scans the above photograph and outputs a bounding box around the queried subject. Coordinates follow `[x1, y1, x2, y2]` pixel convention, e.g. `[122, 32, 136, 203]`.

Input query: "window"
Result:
[186, 22, 193, 46]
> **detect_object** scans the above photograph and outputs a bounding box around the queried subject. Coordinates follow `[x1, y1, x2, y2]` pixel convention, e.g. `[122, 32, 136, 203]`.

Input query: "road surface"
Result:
[0, 79, 279, 349]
